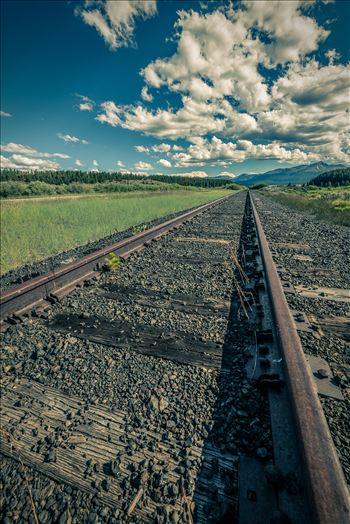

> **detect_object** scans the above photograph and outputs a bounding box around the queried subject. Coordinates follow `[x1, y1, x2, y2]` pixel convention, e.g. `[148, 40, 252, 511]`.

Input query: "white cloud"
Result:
[0, 111, 11, 118]
[79, 102, 94, 111]
[117, 160, 125, 167]
[1, 142, 70, 159]
[242, 0, 329, 66]
[93, 2, 349, 163]
[172, 136, 321, 167]
[77, 0, 157, 50]
[218, 171, 237, 178]
[135, 143, 172, 154]
[75, 159, 84, 167]
[134, 161, 152, 170]
[1, 154, 60, 171]
[152, 143, 171, 153]
[93, 159, 99, 167]
[96, 101, 121, 126]
[134, 145, 149, 153]
[97, 97, 228, 139]
[158, 158, 172, 167]
[141, 86, 153, 102]
[75, 93, 95, 111]
[57, 133, 89, 144]
[325, 48, 340, 64]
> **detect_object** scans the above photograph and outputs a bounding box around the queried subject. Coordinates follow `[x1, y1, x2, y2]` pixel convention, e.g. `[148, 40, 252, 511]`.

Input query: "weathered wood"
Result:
[49, 313, 226, 369]
[308, 314, 350, 341]
[101, 285, 231, 317]
[174, 237, 231, 245]
[272, 242, 312, 251]
[295, 286, 350, 303]
[0, 379, 238, 521]
[290, 268, 339, 277]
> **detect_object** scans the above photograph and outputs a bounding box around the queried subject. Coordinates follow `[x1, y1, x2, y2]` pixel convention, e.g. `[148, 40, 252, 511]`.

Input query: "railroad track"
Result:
[0, 191, 349, 524]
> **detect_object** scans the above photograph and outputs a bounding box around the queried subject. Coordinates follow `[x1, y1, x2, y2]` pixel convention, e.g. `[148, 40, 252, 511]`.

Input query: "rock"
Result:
[45, 450, 56, 463]
[59, 509, 72, 524]
[159, 397, 169, 411]
[317, 368, 329, 379]
[150, 395, 159, 410]
[256, 447, 268, 459]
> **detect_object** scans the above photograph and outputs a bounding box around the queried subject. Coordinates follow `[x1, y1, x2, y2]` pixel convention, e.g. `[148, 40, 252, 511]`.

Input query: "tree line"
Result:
[0, 169, 241, 189]
[308, 167, 350, 187]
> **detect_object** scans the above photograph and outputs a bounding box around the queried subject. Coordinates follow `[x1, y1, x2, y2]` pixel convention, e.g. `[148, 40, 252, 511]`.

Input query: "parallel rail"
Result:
[0, 195, 229, 323]
[249, 191, 350, 524]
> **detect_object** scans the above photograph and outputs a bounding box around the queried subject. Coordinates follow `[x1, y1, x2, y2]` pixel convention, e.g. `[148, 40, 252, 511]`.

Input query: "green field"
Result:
[0, 189, 231, 275]
[263, 185, 350, 226]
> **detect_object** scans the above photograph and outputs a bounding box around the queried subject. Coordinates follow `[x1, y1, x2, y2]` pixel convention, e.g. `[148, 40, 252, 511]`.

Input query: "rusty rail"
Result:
[0, 195, 230, 323]
[249, 191, 350, 523]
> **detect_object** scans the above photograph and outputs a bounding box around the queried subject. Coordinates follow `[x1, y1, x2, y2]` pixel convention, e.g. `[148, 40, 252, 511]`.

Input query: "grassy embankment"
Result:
[263, 185, 350, 226]
[1, 189, 231, 274]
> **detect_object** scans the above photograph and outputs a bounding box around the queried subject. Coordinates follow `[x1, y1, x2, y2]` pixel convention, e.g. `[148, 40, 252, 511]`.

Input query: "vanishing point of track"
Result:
[1, 191, 349, 523]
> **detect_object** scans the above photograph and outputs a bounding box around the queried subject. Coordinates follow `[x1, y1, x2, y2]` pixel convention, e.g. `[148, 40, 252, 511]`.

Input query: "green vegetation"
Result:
[0, 189, 231, 274]
[104, 253, 122, 271]
[0, 179, 192, 198]
[251, 183, 268, 189]
[264, 185, 350, 226]
[308, 167, 350, 187]
[1, 169, 243, 197]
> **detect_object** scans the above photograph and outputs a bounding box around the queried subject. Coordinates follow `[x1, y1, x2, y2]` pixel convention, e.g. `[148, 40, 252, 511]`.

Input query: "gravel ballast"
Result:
[1, 191, 273, 523]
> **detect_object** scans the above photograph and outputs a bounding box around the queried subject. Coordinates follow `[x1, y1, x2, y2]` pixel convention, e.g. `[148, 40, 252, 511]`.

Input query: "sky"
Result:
[0, 0, 349, 178]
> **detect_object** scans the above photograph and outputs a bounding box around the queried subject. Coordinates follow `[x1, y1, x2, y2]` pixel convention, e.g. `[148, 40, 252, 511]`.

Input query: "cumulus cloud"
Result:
[134, 145, 149, 153]
[158, 158, 172, 167]
[80, 102, 94, 111]
[1, 154, 60, 171]
[75, 159, 84, 167]
[117, 160, 125, 167]
[97, 97, 228, 139]
[75, 93, 95, 111]
[0, 111, 11, 117]
[141, 86, 153, 102]
[172, 136, 321, 166]
[134, 143, 173, 154]
[57, 133, 89, 144]
[77, 0, 157, 50]
[94, 2, 350, 164]
[218, 171, 237, 178]
[93, 159, 99, 166]
[134, 160, 152, 170]
[96, 101, 121, 126]
[1, 142, 70, 159]
[152, 143, 171, 153]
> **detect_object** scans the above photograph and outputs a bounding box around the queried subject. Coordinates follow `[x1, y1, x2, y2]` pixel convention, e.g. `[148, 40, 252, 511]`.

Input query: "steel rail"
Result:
[0, 194, 230, 322]
[249, 191, 350, 523]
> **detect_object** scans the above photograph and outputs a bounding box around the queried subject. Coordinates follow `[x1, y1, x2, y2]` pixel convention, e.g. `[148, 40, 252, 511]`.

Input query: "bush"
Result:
[251, 183, 268, 189]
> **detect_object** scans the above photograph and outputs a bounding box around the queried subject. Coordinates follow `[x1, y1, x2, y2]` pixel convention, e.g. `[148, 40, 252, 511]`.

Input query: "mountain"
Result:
[235, 162, 348, 186]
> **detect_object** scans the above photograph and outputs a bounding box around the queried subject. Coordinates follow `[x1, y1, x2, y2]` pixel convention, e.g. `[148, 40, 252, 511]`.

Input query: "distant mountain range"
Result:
[231, 162, 348, 186]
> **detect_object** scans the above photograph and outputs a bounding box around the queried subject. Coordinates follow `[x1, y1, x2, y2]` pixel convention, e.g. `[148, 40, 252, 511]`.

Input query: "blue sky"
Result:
[1, 0, 349, 177]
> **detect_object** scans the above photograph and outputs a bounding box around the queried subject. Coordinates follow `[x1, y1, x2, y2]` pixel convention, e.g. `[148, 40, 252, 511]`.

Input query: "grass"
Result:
[0, 189, 231, 275]
[262, 185, 350, 227]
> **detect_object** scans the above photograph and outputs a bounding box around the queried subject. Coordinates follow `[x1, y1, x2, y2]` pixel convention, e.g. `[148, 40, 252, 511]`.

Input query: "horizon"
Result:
[1, 1, 349, 177]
